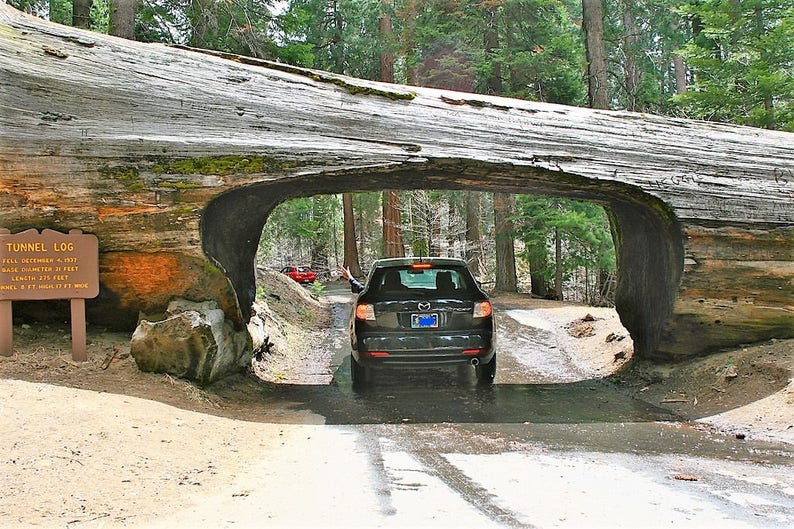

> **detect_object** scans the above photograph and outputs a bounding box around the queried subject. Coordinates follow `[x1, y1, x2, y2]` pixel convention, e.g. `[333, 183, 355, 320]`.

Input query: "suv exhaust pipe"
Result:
[470, 358, 480, 367]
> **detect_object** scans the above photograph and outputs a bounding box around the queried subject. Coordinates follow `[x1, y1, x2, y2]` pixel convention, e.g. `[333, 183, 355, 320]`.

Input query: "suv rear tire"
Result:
[351, 355, 370, 388]
[475, 354, 496, 386]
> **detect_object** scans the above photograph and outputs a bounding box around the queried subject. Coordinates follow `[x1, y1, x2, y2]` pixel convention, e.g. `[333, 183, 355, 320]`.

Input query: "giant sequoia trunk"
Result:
[342, 193, 364, 277]
[0, 5, 791, 363]
[493, 192, 518, 293]
[582, 0, 610, 109]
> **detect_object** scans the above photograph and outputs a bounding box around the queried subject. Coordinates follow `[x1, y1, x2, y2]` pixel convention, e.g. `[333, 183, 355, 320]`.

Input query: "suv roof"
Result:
[371, 257, 468, 268]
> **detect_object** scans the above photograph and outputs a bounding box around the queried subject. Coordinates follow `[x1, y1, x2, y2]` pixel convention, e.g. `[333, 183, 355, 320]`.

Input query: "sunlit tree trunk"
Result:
[399, 0, 418, 85]
[621, 1, 641, 111]
[379, 2, 404, 258]
[753, 5, 774, 129]
[669, 19, 688, 95]
[332, 0, 345, 73]
[582, 0, 609, 109]
[494, 192, 517, 292]
[484, 8, 515, 291]
[465, 192, 482, 276]
[342, 193, 363, 277]
[530, 253, 550, 298]
[382, 190, 405, 257]
[554, 226, 563, 300]
[596, 269, 612, 305]
[673, 52, 687, 94]
[483, 5, 502, 95]
[379, 0, 394, 83]
[109, 0, 135, 39]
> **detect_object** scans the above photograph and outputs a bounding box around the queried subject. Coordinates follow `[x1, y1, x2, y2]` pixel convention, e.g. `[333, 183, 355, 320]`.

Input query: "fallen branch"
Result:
[100, 344, 120, 370]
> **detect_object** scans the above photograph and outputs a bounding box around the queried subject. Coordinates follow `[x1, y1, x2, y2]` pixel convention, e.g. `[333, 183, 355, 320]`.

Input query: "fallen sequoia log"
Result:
[0, 5, 791, 379]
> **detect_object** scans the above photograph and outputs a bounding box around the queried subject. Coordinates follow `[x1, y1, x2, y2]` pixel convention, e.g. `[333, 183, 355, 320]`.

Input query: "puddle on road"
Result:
[251, 288, 671, 426]
[249, 356, 678, 426]
[232, 369, 793, 465]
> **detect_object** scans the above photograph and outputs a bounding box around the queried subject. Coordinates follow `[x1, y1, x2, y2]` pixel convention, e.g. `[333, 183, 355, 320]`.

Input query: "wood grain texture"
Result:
[1, 5, 791, 360]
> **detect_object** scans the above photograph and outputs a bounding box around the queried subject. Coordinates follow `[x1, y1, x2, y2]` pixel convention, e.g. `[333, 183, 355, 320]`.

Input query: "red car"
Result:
[281, 266, 316, 284]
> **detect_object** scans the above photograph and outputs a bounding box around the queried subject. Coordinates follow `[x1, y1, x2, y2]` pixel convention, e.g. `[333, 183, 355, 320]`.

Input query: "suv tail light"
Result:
[363, 351, 390, 357]
[473, 301, 492, 318]
[355, 303, 376, 321]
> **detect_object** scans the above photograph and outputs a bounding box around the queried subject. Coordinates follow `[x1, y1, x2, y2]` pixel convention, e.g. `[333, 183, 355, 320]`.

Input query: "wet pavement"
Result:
[246, 287, 793, 459]
[202, 287, 794, 528]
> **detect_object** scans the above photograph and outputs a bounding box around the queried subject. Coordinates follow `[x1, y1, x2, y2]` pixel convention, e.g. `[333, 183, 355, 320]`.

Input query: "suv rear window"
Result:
[369, 266, 472, 296]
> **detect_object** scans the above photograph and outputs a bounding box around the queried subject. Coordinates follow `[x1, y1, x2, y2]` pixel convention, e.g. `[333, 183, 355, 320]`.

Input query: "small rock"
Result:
[42, 45, 68, 58]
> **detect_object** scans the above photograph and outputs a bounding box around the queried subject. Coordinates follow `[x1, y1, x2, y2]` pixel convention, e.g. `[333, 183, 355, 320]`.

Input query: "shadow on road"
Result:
[224, 286, 678, 426]
[241, 358, 679, 426]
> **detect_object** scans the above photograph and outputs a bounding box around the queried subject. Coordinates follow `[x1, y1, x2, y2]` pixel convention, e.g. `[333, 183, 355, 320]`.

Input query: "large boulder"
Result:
[130, 299, 249, 385]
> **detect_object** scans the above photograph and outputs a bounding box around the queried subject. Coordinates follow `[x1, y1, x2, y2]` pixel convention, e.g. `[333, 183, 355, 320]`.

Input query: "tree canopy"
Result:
[12, 0, 791, 125]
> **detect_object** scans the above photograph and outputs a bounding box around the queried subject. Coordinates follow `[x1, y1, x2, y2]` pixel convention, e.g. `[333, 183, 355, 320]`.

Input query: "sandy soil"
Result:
[619, 338, 794, 444]
[491, 293, 794, 444]
[0, 279, 792, 528]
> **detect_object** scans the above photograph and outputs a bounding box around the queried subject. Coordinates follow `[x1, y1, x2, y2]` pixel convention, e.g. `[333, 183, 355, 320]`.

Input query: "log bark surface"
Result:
[1, 5, 791, 361]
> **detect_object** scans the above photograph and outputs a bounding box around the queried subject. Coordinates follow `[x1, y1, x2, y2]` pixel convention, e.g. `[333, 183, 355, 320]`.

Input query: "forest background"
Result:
[9, 0, 794, 305]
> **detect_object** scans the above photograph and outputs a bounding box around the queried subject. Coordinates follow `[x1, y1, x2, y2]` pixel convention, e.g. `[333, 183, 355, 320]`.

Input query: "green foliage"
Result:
[49, 0, 71, 25]
[308, 280, 326, 297]
[497, 0, 587, 104]
[9, 0, 70, 24]
[258, 195, 342, 273]
[674, 0, 794, 130]
[408, 0, 586, 104]
[190, 0, 280, 57]
[513, 196, 616, 302]
[90, 0, 110, 33]
[276, 0, 382, 76]
[599, 0, 691, 113]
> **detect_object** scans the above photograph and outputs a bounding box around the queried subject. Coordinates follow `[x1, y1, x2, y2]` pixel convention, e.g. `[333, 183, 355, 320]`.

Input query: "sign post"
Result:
[0, 298, 11, 357]
[0, 228, 100, 361]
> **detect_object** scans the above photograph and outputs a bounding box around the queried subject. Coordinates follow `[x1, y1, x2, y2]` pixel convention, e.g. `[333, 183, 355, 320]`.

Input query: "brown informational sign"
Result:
[0, 228, 99, 300]
[0, 228, 99, 361]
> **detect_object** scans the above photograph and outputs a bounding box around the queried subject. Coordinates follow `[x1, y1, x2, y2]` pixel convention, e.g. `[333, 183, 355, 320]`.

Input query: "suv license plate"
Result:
[411, 313, 438, 328]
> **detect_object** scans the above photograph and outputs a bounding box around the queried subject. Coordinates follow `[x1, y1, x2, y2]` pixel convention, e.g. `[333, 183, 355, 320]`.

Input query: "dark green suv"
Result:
[349, 257, 495, 387]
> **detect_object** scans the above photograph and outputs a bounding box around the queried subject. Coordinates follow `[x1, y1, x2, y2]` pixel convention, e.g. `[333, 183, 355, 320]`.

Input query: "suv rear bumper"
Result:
[353, 332, 494, 367]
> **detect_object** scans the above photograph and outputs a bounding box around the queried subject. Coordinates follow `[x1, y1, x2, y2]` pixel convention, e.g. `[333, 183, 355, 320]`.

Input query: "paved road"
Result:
[161, 289, 794, 528]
